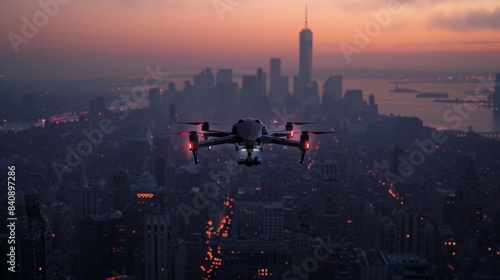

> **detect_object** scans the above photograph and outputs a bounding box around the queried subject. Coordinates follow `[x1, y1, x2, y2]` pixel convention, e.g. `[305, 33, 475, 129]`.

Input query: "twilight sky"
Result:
[1, 0, 499, 80]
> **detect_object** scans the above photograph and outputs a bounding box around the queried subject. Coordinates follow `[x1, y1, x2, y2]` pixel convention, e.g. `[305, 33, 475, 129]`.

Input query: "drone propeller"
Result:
[153, 130, 191, 136]
[178, 122, 205, 125]
[178, 121, 233, 126]
[305, 131, 340, 135]
[153, 130, 230, 137]
[178, 121, 233, 132]
[290, 122, 319, 125]
[273, 121, 318, 125]
[202, 131, 232, 137]
[273, 121, 320, 133]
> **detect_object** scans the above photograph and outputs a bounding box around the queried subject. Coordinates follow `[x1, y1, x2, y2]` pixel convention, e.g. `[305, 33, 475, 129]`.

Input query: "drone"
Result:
[155, 118, 338, 167]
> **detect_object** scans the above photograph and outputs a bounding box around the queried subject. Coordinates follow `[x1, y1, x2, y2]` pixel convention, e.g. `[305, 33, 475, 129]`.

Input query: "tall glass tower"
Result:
[299, 5, 313, 85]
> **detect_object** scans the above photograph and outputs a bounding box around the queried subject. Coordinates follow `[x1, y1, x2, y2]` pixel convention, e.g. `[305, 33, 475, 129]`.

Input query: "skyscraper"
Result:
[216, 69, 233, 85]
[144, 211, 176, 280]
[79, 210, 129, 279]
[269, 58, 282, 99]
[368, 94, 379, 115]
[48, 202, 72, 252]
[395, 208, 418, 254]
[294, 5, 314, 103]
[280, 76, 289, 96]
[241, 68, 268, 115]
[299, 6, 313, 85]
[19, 187, 53, 280]
[323, 76, 343, 100]
[149, 87, 160, 113]
[48, 201, 73, 276]
[193, 68, 215, 95]
[214, 68, 238, 116]
[155, 157, 167, 191]
[357, 249, 389, 280]
[263, 202, 284, 240]
[81, 185, 99, 219]
[257, 67, 266, 97]
[112, 168, 128, 211]
[241, 75, 258, 109]
[456, 155, 484, 240]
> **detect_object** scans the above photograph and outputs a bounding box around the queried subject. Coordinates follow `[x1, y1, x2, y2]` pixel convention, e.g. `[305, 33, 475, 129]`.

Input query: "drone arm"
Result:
[266, 131, 293, 138]
[262, 136, 301, 148]
[263, 136, 310, 164]
[199, 135, 237, 148]
[203, 131, 232, 138]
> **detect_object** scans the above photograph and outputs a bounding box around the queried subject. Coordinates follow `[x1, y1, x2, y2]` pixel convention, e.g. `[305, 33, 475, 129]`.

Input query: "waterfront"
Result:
[1, 77, 498, 133]
[341, 78, 496, 132]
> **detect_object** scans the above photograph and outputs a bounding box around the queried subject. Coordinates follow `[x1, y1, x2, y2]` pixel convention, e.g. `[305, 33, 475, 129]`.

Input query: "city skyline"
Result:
[1, 0, 500, 80]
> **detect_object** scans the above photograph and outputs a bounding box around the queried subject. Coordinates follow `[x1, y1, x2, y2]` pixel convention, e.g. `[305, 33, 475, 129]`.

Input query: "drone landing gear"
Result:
[299, 151, 306, 164]
[192, 150, 199, 164]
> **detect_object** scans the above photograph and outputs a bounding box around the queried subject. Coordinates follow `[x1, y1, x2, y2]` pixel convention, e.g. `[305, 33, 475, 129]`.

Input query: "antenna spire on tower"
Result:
[305, 4, 308, 29]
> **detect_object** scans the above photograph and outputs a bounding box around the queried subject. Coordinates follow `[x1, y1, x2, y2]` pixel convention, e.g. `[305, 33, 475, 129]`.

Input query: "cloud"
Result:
[396, 40, 500, 47]
[430, 8, 500, 30]
[442, 40, 500, 45]
[331, 0, 415, 13]
[333, 0, 387, 13]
